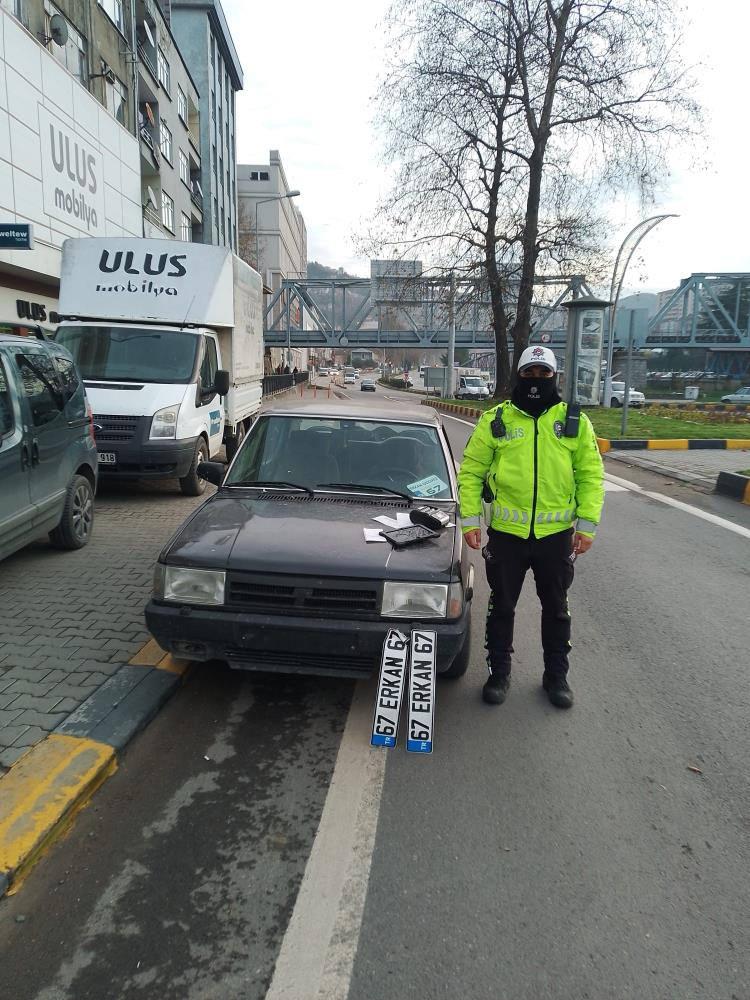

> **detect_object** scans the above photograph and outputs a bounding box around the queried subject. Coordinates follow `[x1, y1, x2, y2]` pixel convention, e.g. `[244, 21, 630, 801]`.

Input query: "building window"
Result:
[178, 148, 189, 186]
[97, 0, 124, 34]
[259, 171, 269, 181]
[177, 86, 188, 124]
[210, 33, 215, 68]
[180, 212, 191, 242]
[102, 62, 128, 126]
[157, 46, 170, 94]
[162, 190, 174, 232]
[220, 207, 225, 244]
[160, 120, 172, 163]
[211, 89, 216, 123]
[44, 3, 87, 84]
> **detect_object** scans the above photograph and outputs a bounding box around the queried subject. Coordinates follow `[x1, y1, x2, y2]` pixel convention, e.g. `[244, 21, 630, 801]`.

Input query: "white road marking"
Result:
[264, 678, 385, 1000]
[604, 480, 628, 493]
[604, 471, 750, 539]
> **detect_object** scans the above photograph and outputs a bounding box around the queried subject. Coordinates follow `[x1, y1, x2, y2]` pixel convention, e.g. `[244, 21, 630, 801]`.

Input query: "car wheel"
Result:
[180, 438, 208, 497]
[610, 398, 621, 407]
[441, 613, 471, 680]
[225, 420, 245, 462]
[49, 474, 94, 550]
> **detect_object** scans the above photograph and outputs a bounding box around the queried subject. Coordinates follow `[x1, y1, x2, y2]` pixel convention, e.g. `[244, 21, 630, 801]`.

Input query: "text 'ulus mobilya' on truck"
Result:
[54, 238, 265, 488]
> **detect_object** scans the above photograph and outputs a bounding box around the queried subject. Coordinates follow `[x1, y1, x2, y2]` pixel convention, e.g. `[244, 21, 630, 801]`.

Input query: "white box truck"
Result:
[55, 238, 264, 495]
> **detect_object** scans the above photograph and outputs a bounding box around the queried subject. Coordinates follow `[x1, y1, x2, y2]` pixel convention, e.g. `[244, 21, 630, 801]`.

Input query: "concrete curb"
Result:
[604, 451, 716, 490]
[716, 471, 750, 504]
[0, 646, 188, 897]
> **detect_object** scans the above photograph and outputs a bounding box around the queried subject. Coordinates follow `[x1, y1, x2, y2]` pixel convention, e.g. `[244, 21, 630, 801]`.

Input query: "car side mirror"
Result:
[197, 461, 225, 486]
[214, 370, 230, 397]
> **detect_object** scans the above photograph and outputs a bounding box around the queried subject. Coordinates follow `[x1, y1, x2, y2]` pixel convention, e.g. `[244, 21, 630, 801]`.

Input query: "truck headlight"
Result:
[382, 582, 448, 618]
[150, 403, 180, 439]
[156, 565, 226, 605]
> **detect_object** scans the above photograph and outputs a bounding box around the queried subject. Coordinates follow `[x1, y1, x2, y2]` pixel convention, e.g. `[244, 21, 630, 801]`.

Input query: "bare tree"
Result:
[237, 200, 259, 272]
[367, 0, 699, 395]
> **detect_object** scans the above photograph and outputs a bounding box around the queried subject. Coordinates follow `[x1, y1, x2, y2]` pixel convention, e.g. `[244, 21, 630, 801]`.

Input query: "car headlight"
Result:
[156, 565, 226, 605]
[382, 581, 451, 619]
[150, 403, 180, 439]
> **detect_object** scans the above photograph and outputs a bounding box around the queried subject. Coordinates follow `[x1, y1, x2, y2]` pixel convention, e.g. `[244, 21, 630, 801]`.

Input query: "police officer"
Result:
[457, 346, 604, 709]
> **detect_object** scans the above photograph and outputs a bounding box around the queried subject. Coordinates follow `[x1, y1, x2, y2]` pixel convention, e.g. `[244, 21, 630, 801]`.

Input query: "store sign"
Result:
[0, 224, 33, 249]
[39, 106, 106, 236]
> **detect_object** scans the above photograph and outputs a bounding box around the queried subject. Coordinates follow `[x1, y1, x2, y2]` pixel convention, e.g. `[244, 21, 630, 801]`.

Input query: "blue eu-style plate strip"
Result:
[407, 739, 432, 754]
[371, 734, 396, 748]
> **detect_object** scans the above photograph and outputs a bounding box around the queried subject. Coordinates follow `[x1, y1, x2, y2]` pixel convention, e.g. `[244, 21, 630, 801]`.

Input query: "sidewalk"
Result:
[605, 447, 750, 489]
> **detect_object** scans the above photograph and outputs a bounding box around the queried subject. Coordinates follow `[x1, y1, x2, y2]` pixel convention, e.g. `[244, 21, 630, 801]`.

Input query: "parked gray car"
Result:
[0, 329, 98, 561]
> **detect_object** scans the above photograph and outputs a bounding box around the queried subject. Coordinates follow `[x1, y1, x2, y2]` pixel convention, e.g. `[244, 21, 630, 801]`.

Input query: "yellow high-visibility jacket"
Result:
[458, 400, 604, 539]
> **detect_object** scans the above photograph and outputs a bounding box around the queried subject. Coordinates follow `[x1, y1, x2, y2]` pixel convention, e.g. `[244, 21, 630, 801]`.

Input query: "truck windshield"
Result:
[463, 378, 484, 386]
[54, 326, 199, 384]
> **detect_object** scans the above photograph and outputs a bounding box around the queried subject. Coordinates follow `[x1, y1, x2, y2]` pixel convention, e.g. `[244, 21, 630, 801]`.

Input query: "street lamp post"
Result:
[603, 214, 678, 406]
[254, 190, 300, 368]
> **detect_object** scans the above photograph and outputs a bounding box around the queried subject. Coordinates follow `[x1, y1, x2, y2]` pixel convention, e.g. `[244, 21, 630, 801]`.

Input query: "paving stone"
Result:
[12, 713, 66, 734]
[0, 745, 31, 769]
[0, 692, 21, 711]
[4, 679, 57, 697]
[0, 725, 30, 748]
[4, 694, 64, 714]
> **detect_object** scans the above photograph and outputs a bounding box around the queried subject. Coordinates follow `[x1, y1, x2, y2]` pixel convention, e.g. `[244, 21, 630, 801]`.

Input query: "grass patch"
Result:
[739, 469, 750, 477]
[432, 398, 750, 439]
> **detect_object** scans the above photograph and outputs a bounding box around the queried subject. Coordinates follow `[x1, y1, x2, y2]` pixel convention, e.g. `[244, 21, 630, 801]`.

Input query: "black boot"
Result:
[542, 672, 574, 709]
[482, 672, 510, 705]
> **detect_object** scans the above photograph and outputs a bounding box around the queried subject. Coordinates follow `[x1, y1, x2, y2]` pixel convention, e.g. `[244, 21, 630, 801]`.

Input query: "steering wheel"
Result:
[384, 468, 416, 487]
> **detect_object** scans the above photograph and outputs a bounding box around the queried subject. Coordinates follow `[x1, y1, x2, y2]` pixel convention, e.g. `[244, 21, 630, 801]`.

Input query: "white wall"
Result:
[0, 8, 141, 289]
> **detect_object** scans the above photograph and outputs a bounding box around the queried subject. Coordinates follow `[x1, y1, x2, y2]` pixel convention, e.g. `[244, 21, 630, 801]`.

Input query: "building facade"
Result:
[170, 0, 241, 251]
[0, 2, 141, 327]
[134, 0, 203, 243]
[237, 150, 307, 369]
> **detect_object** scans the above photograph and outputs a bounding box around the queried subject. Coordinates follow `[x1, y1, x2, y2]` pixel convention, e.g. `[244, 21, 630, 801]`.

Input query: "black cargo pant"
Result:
[483, 526, 574, 678]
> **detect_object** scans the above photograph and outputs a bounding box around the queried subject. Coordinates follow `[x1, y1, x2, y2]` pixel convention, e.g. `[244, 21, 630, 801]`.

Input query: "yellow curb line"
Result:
[647, 439, 689, 450]
[156, 653, 190, 675]
[726, 440, 750, 449]
[0, 734, 115, 895]
[128, 637, 166, 666]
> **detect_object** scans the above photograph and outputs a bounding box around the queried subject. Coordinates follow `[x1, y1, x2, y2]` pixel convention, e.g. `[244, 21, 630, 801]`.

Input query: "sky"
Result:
[224, 0, 750, 294]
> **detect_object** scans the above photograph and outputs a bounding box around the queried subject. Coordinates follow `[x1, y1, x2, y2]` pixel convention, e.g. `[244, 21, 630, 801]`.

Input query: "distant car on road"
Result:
[455, 376, 490, 400]
[318, 367, 329, 377]
[720, 386, 750, 403]
[344, 373, 357, 385]
[0, 330, 97, 562]
[606, 382, 646, 408]
[145, 402, 473, 680]
[360, 378, 376, 392]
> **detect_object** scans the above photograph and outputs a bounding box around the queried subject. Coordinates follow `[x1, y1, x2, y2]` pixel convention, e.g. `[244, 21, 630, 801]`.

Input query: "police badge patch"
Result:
[553, 420, 564, 439]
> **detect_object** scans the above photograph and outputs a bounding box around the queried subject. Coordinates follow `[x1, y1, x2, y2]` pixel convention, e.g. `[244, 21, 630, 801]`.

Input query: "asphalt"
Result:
[0, 385, 748, 1000]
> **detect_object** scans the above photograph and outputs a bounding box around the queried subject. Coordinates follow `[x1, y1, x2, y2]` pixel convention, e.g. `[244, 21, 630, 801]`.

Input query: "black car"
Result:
[360, 379, 376, 392]
[146, 402, 473, 678]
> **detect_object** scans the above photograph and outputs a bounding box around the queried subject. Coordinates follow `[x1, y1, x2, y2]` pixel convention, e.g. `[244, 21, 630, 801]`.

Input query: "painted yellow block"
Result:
[157, 653, 190, 675]
[647, 439, 688, 450]
[0, 735, 115, 887]
[129, 637, 167, 666]
[744, 481, 750, 505]
[596, 438, 611, 454]
[725, 439, 750, 450]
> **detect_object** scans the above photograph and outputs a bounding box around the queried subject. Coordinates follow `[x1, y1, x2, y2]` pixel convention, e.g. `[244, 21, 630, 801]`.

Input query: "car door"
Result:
[198, 335, 224, 457]
[0, 351, 36, 560]
[12, 346, 70, 533]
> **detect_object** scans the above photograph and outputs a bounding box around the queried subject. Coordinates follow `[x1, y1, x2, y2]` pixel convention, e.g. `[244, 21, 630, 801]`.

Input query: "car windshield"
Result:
[54, 326, 199, 384]
[464, 378, 484, 386]
[226, 415, 453, 499]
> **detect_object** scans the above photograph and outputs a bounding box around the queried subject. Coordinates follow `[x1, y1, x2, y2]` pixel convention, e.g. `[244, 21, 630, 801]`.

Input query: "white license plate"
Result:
[98, 452, 117, 465]
[370, 629, 409, 748]
[407, 629, 436, 753]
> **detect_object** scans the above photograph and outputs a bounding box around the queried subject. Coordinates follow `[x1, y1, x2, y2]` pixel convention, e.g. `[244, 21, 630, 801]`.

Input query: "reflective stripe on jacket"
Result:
[458, 401, 604, 540]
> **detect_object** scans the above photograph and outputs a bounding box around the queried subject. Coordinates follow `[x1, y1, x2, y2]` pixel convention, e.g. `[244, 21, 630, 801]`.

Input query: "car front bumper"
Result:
[145, 600, 471, 678]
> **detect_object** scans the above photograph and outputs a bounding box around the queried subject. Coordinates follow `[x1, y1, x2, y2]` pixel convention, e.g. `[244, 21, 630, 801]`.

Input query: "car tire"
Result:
[49, 474, 94, 550]
[610, 398, 621, 407]
[225, 420, 245, 463]
[441, 614, 471, 680]
[180, 438, 208, 497]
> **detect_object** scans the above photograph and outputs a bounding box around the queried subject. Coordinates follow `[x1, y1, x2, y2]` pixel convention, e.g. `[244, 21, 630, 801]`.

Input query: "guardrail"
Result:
[262, 372, 309, 397]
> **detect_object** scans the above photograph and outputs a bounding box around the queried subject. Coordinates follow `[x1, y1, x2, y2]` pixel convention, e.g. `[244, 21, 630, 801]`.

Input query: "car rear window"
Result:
[227, 415, 453, 499]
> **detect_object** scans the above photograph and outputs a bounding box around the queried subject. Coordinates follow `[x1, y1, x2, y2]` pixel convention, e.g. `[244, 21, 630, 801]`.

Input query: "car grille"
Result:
[226, 574, 380, 618]
[94, 414, 140, 442]
[224, 647, 377, 677]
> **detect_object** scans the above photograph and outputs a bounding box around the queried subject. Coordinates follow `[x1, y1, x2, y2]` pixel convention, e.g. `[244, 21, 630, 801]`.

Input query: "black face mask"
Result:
[512, 376, 559, 417]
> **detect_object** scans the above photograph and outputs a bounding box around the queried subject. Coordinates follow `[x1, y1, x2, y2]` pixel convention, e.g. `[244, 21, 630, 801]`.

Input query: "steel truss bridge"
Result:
[264, 272, 750, 377]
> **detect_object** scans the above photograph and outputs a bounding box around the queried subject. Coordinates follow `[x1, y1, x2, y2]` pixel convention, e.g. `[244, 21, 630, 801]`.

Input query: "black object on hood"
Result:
[512, 377, 560, 417]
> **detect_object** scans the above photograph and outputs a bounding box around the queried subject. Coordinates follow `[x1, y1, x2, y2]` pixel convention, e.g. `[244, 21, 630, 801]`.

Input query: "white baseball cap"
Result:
[518, 345, 557, 374]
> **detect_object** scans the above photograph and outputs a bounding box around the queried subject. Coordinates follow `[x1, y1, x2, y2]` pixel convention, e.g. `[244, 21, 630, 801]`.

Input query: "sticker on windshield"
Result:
[407, 475, 448, 497]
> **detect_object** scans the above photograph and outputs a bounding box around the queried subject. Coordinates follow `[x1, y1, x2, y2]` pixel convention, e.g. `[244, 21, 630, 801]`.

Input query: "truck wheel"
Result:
[225, 420, 245, 462]
[610, 398, 621, 408]
[180, 438, 208, 496]
[49, 475, 94, 550]
[441, 614, 471, 680]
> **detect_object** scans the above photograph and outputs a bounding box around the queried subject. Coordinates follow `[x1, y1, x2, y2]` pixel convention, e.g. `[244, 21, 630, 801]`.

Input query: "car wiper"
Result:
[230, 479, 314, 497]
[315, 482, 413, 503]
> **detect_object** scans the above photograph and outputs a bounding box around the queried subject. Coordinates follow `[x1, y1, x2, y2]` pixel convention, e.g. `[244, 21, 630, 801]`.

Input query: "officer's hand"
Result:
[573, 532, 593, 556]
[464, 528, 482, 550]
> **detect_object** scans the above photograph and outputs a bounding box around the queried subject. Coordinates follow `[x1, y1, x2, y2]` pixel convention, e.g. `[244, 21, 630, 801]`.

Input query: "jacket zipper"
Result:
[529, 416, 539, 537]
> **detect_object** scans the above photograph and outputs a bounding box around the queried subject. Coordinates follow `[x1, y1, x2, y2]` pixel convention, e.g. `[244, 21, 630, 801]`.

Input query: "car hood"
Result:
[164, 493, 459, 582]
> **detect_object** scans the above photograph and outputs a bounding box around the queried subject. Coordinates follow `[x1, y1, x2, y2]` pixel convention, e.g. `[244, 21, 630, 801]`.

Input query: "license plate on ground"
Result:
[98, 452, 116, 465]
[407, 629, 436, 753]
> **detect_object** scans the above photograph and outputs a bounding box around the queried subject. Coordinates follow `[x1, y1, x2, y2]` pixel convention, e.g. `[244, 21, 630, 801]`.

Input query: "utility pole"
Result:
[447, 272, 456, 398]
[621, 310, 635, 436]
